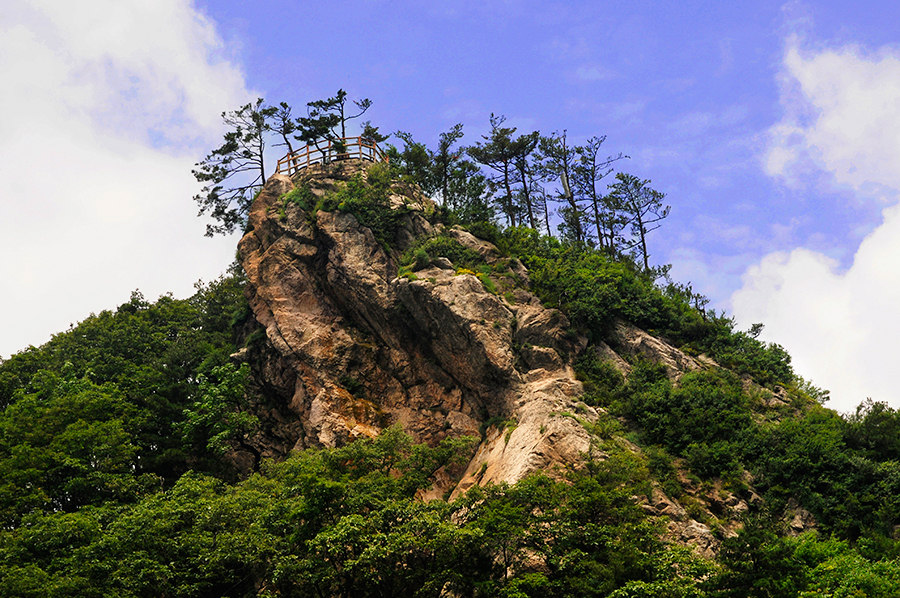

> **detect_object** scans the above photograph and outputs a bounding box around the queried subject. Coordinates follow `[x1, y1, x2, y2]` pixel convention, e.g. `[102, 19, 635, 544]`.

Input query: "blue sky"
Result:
[2, 0, 899, 412]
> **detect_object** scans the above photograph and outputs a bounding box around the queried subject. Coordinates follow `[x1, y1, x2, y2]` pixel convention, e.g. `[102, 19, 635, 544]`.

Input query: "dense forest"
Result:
[4, 223, 900, 596]
[4, 94, 900, 596]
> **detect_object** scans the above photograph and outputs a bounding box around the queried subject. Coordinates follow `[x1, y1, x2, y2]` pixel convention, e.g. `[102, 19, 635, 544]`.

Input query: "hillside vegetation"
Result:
[3, 163, 900, 597]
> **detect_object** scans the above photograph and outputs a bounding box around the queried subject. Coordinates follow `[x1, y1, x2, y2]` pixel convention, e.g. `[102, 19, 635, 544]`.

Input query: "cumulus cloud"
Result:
[0, 1, 254, 358]
[734, 39, 900, 412]
[764, 38, 900, 201]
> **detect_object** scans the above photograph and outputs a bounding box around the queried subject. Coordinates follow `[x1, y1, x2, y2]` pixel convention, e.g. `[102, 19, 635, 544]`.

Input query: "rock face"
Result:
[610, 321, 706, 380]
[237, 161, 598, 493]
[234, 161, 784, 555]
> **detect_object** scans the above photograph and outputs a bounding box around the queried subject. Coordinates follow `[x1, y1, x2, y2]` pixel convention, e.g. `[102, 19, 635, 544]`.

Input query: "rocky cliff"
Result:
[235, 160, 784, 553]
[236, 160, 602, 490]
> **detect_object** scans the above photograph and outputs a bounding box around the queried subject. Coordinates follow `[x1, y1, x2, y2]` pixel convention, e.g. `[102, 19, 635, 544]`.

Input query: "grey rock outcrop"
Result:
[611, 321, 708, 380]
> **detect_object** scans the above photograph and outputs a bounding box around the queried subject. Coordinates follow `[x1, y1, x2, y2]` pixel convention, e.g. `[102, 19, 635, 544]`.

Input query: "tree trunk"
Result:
[503, 162, 516, 227]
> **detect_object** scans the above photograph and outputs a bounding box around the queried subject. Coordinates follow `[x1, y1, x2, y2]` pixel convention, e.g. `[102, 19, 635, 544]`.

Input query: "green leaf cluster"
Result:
[0, 372, 155, 528]
[709, 515, 900, 598]
[280, 183, 316, 212]
[327, 163, 412, 248]
[577, 350, 900, 551]
[0, 274, 249, 512]
[399, 233, 482, 271]
[618, 368, 749, 479]
[0, 426, 718, 598]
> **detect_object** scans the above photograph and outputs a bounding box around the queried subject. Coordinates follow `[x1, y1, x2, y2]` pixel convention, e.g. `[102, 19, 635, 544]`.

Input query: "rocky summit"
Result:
[235, 159, 753, 553]
[237, 160, 592, 491]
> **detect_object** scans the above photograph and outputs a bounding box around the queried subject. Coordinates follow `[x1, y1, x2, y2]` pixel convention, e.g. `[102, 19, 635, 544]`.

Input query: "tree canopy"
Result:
[193, 91, 384, 237]
[191, 93, 670, 278]
[193, 99, 276, 236]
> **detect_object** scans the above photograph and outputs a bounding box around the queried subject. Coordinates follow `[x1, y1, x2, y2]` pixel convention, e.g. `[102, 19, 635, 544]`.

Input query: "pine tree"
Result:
[608, 173, 670, 270]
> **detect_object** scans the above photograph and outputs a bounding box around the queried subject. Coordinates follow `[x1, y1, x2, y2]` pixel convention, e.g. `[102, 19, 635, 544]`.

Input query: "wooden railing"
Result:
[276, 136, 389, 177]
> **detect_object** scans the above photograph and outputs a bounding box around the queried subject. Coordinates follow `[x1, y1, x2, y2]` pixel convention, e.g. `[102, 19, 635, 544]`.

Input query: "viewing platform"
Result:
[276, 136, 389, 178]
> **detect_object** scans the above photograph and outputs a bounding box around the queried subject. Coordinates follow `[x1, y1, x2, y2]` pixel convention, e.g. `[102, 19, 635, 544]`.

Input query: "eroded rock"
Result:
[237, 163, 600, 495]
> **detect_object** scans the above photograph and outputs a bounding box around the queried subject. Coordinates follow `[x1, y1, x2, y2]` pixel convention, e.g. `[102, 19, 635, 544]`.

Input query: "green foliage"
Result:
[468, 113, 540, 229]
[465, 220, 503, 244]
[739, 407, 900, 541]
[297, 88, 373, 148]
[575, 349, 626, 406]
[390, 125, 493, 225]
[0, 274, 247, 495]
[606, 173, 670, 271]
[323, 163, 412, 248]
[454, 459, 694, 598]
[413, 247, 431, 269]
[385, 133, 432, 187]
[707, 513, 807, 598]
[400, 233, 483, 271]
[397, 266, 419, 281]
[3, 369, 898, 598]
[596, 351, 900, 544]
[193, 99, 302, 236]
[181, 363, 260, 469]
[844, 398, 900, 459]
[0, 372, 158, 527]
[477, 271, 498, 294]
[479, 416, 518, 439]
[509, 242, 677, 339]
[795, 535, 900, 597]
[280, 183, 316, 211]
[623, 369, 749, 459]
[793, 375, 830, 405]
[683, 441, 741, 481]
[3, 425, 707, 597]
[0, 428, 482, 597]
[602, 365, 752, 482]
[708, 518, 900, 598]
[644, 446, 684, 499]
[339, 375, 365, 397]
[608, 546, 713, 598]
[700, 325, 792, 387]
[492, 226, 793, 388]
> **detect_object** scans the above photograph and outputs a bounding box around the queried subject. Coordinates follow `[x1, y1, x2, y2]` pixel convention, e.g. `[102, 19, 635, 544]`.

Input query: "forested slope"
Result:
[3, 162, 900, 597]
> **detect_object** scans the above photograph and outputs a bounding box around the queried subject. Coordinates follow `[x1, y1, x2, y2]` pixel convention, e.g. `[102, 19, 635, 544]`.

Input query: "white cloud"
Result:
[734, 39, 900, 412]
[0, 1, 255, 358]
[764, 39, 900, 201]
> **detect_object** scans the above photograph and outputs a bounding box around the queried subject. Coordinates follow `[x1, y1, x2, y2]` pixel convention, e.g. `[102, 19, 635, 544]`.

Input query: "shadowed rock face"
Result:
[237, 161, 599, 493]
